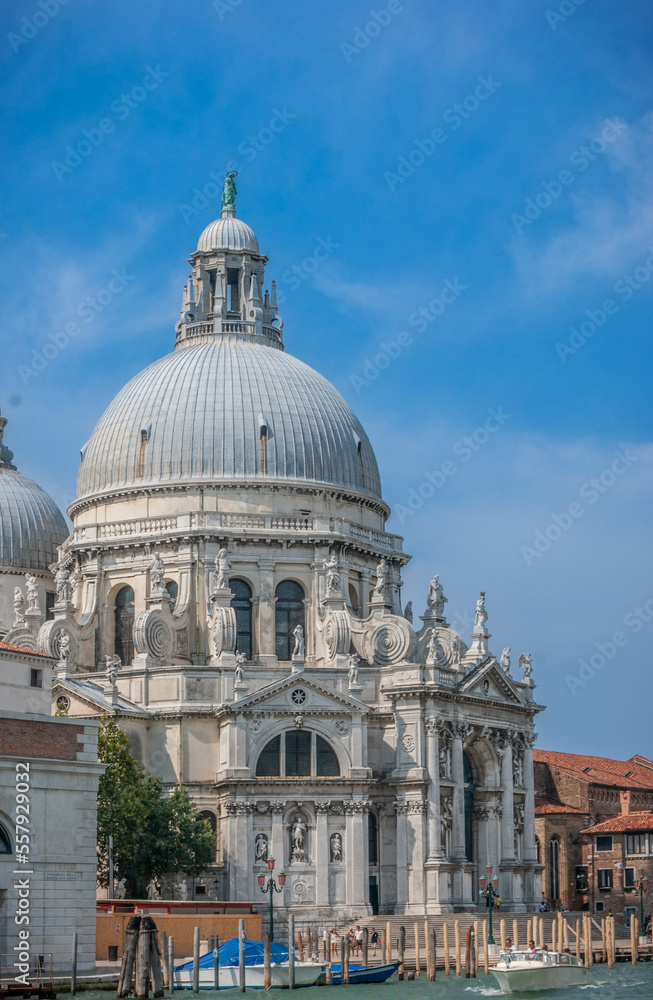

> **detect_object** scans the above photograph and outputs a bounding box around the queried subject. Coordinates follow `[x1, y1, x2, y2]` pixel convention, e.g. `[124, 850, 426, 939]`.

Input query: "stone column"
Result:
[256, 558, 276, 660]
[451, 728, 467, 861]
[315, 802, 330, 908]
[522, 738, 537, 862]
[395, 802, 408, 912]
[500, 738, 515, 862]
[271, 802, 285, 868]
[425, 718, 442, 860]
[344, 803, 367, 908]
[406, 801, 426, 911]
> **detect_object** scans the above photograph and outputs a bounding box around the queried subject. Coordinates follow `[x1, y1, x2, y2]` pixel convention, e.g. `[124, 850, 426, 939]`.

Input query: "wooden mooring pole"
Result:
[168, 936, 174, 996]
[71, 932, 78, 998]
[443, 921, 450, 975]
[118, 916, 140, 999]
[238, 919, 246, 993]
[263, 930, 271, 991]
[398, 926, 405, 980]
[192, 926, 201, 995]
[429, 928, 437, 981]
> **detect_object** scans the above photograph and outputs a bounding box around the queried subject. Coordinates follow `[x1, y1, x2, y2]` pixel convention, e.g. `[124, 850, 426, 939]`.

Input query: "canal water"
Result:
[71, 961, 653, 998]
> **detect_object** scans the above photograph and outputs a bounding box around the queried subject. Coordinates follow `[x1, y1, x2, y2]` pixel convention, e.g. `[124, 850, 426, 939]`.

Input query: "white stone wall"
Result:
[0, 713, 103, 973]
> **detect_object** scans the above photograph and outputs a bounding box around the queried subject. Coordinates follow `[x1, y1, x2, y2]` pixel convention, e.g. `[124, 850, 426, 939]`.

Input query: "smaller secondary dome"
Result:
[197, 211, 260, 254]
[0, 412, 68, 570]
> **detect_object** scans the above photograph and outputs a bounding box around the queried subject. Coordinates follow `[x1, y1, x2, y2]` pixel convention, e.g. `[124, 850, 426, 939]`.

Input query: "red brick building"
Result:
[533, 750, 653, 914]
[580, 810, 653, 927]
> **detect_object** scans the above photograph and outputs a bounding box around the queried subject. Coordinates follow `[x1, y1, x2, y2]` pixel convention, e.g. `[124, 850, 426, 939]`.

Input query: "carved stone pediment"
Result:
[216, 672, 369, 717]
[457, 657, 524, 704]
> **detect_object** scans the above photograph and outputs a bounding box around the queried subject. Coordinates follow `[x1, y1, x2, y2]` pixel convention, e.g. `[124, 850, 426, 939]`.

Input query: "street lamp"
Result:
[258, 856, 286, 942]
[479, 865, 501, 954]
[633, 867, 648, 945]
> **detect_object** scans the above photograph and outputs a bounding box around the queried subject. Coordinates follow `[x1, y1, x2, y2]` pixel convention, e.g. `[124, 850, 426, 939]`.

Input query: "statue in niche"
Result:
[54, 562, 73, 604]
[13, 587, 24, 625]
[439, 739, 451, 779]
[427, 574, 447, 615]
[235, 650, 246, 684]
[254, 833, 268, 862]
[222, 171, 238, 209]
[426, 629, 438, 662]
[474, 592, 487, 631]
[215, 546, 232, 590]
[290, 815, 308, 862]
[403, 600, 413, 623]
[146, 878, 161, 900]
[149, 551, 166, 595]
[347, 652, 360, 686]
[115, 878, 126, 900]
[373, 558, 388, 597]
[519, 652, 533, 681]
[292, 623, 304, 658]
[440, 796, 453, 854]
[323, 553, 340, 592]
[330, 833, 343, 862]
[25, 574, 39, 613]
[501, 647, 511, 674]
[451, 635, 463, 667]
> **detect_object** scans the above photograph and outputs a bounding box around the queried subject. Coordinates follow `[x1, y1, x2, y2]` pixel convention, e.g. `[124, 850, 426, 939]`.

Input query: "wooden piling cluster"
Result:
[117, 916, 164, 999]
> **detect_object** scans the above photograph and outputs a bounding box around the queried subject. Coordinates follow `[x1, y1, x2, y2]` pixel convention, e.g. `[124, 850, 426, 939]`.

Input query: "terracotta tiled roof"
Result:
[580, 811, 653, 834]
[0, 639, 50, 658]
[535, 797, 584, 815]
[534, 750, 653, 790]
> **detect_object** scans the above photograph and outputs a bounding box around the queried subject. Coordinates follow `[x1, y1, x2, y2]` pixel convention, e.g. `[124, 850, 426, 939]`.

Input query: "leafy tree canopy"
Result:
[97, 719, 215, 896]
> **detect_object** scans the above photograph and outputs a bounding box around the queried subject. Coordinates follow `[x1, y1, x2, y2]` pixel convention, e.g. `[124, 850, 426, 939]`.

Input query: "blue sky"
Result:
[1, 0, 651, 757]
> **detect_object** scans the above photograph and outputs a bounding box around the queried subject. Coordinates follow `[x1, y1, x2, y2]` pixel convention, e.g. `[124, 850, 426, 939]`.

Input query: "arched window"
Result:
[166, 580, 178, 603]
[275, 581, 304, 660]
[200, 810, 217, 833]
[368, 811, 379, 865]
[255, 731, 340, 778]
[548, 837, 560, 901]
[348, 583, 360, 616]
[0, 823, 11, 854]
[535, 836, 541, 865]
[231, 579, 253, 660]
[115, 586, 135, 665]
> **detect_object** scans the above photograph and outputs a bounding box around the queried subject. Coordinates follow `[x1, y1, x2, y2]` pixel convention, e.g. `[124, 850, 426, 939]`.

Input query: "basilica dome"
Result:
[197, 216, 259, 254]
[0, 413, 68, 570]
[75, 339, 382, 502]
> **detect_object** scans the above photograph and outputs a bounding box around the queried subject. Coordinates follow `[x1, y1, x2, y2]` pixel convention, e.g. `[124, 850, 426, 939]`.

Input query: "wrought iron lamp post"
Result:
[257, 856, 286, 942]
[479, 866, 501, 954]
[634, 867, 648, 944]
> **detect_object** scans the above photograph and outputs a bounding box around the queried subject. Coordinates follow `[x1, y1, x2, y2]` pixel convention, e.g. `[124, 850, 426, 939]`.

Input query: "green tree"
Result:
[97, 719, 215, 896]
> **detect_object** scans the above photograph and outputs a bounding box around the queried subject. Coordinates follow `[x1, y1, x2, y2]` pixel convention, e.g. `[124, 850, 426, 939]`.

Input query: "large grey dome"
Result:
[76, 340, 382, 501]
[0, 467, 68, 570]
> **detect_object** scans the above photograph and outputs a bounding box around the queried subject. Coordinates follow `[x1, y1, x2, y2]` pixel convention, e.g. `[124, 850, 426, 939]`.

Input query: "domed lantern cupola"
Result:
[175, 173, 284, 351]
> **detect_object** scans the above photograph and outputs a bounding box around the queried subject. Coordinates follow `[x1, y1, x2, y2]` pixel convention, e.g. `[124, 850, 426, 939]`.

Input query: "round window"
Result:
[56, 695, 70, 715]
[291, 689, 306, 705]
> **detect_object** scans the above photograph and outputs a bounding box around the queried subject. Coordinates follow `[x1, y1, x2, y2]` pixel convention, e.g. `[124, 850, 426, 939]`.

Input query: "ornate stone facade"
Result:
[9, 186, 544, 917]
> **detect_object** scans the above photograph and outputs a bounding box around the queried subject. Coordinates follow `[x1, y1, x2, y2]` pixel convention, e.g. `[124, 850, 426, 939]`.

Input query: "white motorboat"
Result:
[491, 949, 588, 992]
[173, 960, 324, 989]
[173, 937, 324, 989]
